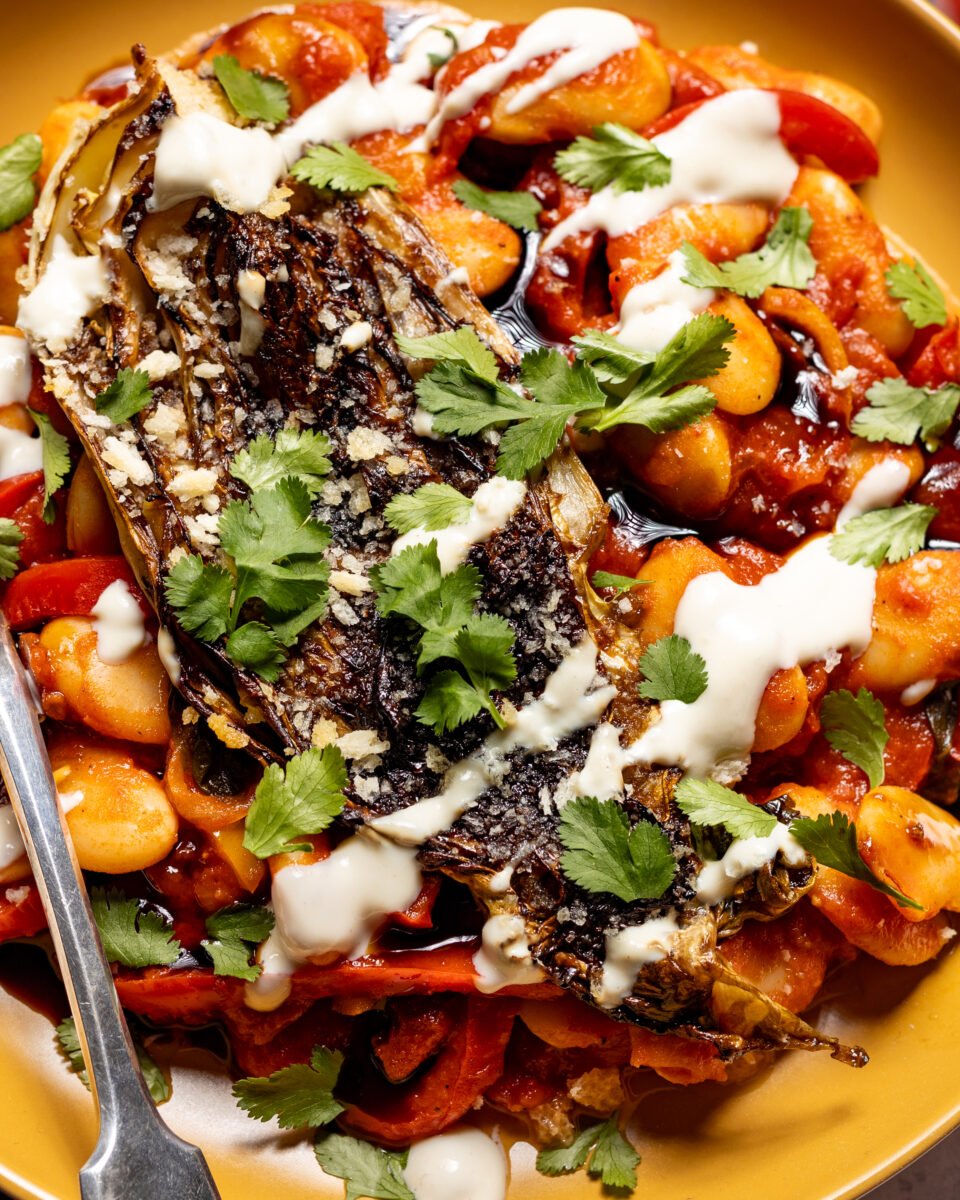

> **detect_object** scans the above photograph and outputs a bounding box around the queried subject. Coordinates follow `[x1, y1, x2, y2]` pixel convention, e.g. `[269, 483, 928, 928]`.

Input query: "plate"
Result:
[1, 1, 960, 1198]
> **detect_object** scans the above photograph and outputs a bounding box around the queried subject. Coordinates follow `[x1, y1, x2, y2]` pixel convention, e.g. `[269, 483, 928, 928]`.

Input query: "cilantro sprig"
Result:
[558, 796, 676, 902]
[202, 904, 275, 980]
[830, 503, 937, 568]
[314, 1132, 414, 1200]
[292, 144, 399, 195]
[850, 377, 960, 449]
[553, 123, 671, 194]
[591, 570, 650, 594]
[395, 327, 499, 381]
[213, 54, 290, 125]
[537, 1115, 640, 1190]
[371, 542, 517, 733]
[674, 777, 777, 840]
[680, 207, 816, 299]
[243, 745, 348, 859]
[234, 1046, 344, 1130]
[90, 889, 181, 968]
[791, 811, 922, 910]
[452, 178, 543, 232]
[411, 316, 734, 479]
[886, 260, 947, 329]
[637, 635, 707, 704]
[28, 408, 70, 522]
[820, 687, 888, 789]
[95, 368, 154, 425]
[164, 432, 334, 680]
[384, 482, 473, 535]
[0, 133, 42, 231]
[0, 518, 23, 580]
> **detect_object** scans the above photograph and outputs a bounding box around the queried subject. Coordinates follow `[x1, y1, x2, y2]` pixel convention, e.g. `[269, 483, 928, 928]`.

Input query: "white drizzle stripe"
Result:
[90, 580, 148, 664]
[695, 822, 807, 905]
[0, 335, 32, 408]
[417, 8, 639, 148]
[472, 913, 546, 993]
[596, 913, 680, 1008]
[17, 236, 110, 354]
[371, 637, 616, 844]
[403, 1128, 507, 1200]
[624, 461, 911, 782]
[391, 478, 527, 573]
[613, 249, 715, 354]
[0, 426, 42, 483]
[543, 89, 798, 251]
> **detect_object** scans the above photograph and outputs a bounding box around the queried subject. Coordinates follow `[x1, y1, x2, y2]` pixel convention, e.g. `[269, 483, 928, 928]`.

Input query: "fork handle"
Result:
[0, 619, 220, 1200]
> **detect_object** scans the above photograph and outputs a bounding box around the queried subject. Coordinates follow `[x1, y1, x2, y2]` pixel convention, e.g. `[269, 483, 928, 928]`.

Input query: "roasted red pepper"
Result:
[0, 472, 67, 568]
[0, 883, 46, 942]
[2, 555, 146, 630]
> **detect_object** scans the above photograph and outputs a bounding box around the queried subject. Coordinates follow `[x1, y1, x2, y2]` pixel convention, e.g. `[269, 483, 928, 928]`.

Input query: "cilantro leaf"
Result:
[580, 313, 735, 435]
[28, 408, 70, 523]
[0, 518, 23, 581]
[226, 621, 286, 681]
[453, 612, 517, 702]
[674, 777, 778, 840]
[202, 903, 275, 981]
[591, 570, 650, 594]
[57, 1016, 169, 1103]
[637, 634, 708, 704]
[415, 668, 488, 732]
[790, 811, 922, 910]
[886, 260, 947, 329]
[373, 542, 479, 639]
[95, 368, 154, 424]
[537, 1116, 639, 1190]
[213, 54, 290, 124]
[384, 483, 473, 535]
[850, 377, 960, 449]
[452, 178, 542, 232]
[679, 207, 816, 299]
[558, 796, 676, 902]
[589, 1115, 641, 1190]
[554, 123, 671, 194]
[820, 687, 888, 789]
[427, 28, 459, 71]
[90, 889, 181, 968]
[314, 1131, 413, 1200]
[395, 327, 499, 383]
[243, 745, 348, 858]
[231, 429, 333, 495]
[571, 329, 655, 387]
[829, 503, 937, 567]
[291, 143, 398, 194]
[0, 133, 42, 231]
[164, 556, 234, 642]
[234, 1046, 344, 1130]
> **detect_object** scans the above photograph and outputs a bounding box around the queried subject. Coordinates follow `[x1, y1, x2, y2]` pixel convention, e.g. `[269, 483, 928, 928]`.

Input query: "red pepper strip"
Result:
[390, 874, 441, 930]
[373, 995, 458, 1083]
[0, 472, 67, 568]
[2, 556, 146, 630]
[0, 883, 47, 943]
[643, 89, 878, 183]
[341, 994, 518, 1146]
[115, 943, 561, 1023]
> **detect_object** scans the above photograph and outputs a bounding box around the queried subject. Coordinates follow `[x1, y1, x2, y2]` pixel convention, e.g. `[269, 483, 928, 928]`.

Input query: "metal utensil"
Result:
[0, 612, 221, 1200]
[490, 228, 557, 353]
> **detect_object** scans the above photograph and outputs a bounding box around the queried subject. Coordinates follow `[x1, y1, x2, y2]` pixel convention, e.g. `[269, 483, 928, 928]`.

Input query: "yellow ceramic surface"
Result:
[1, 2, 960, 1198]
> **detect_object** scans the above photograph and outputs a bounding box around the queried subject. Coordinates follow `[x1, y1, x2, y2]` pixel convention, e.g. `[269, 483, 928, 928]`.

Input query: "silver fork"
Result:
[0, 612, 221, 1200]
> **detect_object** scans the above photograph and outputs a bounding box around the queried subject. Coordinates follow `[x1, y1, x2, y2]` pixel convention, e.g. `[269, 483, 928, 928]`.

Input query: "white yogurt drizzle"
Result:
[417, 8, 639, 148]
[543, 88, 798, 251]
[596, 912, 680, 1008]
[90, 579, 148, 664]
[403, 1127, 507, 1200]
[0, 335, 32, 408]
[613, 249, 715, 355]
[567, 722, 625, 803]
[695, 822, 807, 905]
[0, 426, 42, 483]
[472, 913, 546, 993]
[391, 478, 527, 573]
[372, 636, 616, 844]
[17, 235, 110, 354]
[624, 460, 912, 782]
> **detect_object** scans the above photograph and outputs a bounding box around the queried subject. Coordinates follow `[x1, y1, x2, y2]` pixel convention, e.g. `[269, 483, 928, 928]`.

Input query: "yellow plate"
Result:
[2, 1, 960, 1198]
